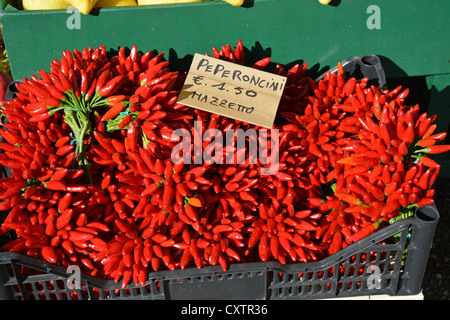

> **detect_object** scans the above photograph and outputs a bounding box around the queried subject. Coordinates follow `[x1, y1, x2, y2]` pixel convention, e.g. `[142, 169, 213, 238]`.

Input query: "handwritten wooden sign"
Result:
[177, 53, 287, 128]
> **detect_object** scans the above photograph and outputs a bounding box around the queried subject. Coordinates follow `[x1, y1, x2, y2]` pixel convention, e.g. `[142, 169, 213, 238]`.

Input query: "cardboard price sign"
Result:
[177, 54, 287, 128]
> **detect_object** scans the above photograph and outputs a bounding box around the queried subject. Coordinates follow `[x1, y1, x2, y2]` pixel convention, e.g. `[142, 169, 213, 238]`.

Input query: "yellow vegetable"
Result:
[137, 0, 206, 4]
[22, 0, 72, 11]
[318, 0, 332, 5]
[22, 0, 99, 14]
[64, 0, 99, 14]
[96, 0, 137, 7]
[23, 0, 137, 13]
[137, 0, 244, 5]
[223, 0, 244, 6]
[23, 0, 242, 13]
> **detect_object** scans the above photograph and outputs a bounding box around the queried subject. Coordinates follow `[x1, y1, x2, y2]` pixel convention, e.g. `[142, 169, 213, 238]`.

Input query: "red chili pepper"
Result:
[384, 181, 397, 196]
[380, 200, 400, 218]
[188, 240, 201, 269]
[141, 181, 162, 196]
[117, 114, 132, 129]
[329, 231, 343, 255]
[161, 183, 174, 211]
[56, 144, 75, 156]
[418, 145, 450, 155]
[367, 184, 385, 201]
[95, 70, 112, 92]
[308, 141, 324, 158]
[84, 78, 97, 100]
[58, 71, 73, 92]
[252, 57, 271, 70]
[335, 62, 344, 75]
[101, 102, 125, 122]
[46, 74, 66, 93]
[343, 77, 356, 96]
[69, 230, 95, 242]
[385, 85, 402, 101]
[29, 112, 53, 122]
[98, 75, 124, 96]
[126, 125, 138, 153]
[415, 197, 434, 207]
[56, 209, 74, 230]
[419, 156, 440, 168]
[41, 245, 58, 264]
[417, 167, 432, 190]
[425, 131, 446, 142]
[296, 220, 319, 232]
[78, 69, 88, 94]
[403, 165, 417, 181]
[399, 121, 415, 145]
[183, 204, 198, 222]
[26, 102, 51, 116]
[418, 138, 436, 148]
[188, 197, 203, 208]
[334, 192, 360, 205]
[226, 247, 241, 261]
[85, 222, 109, 233]
[428, 166, 440, 187]
[45, 180, 67, 191]
[417, 116, 433, 137]
[349, 220, 382, 243]
[258, 233, 270, 262]
[212, 224, 233, 234]
[174, 183, 189, 198]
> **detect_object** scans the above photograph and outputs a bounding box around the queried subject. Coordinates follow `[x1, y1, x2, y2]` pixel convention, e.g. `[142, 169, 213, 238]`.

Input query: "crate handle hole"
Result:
[361, 55, 379, 66]
[416, 206, 439, 222]
[8, 81, 21, 94]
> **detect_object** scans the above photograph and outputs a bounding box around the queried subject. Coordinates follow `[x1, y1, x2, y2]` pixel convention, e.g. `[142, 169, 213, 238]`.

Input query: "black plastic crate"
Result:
[0, 204, 439, 300]
[315, 54, 387, 89]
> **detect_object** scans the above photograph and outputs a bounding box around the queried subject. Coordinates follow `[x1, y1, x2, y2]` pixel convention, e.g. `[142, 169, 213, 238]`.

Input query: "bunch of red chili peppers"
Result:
[0, 40, 448, 289]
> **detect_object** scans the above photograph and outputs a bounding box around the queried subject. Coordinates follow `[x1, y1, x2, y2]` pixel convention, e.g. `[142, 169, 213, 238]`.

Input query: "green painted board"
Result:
[1, 0, 450, 81]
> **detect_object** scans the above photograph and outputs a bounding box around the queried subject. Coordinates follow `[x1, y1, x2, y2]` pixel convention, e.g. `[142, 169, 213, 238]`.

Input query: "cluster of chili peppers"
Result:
[280, 64, 449, 257]
[0, 40, 449, 290]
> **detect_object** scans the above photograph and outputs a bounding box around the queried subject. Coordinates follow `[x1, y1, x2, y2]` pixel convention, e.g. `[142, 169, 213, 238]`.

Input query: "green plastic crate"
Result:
[1, 0, 450, 80]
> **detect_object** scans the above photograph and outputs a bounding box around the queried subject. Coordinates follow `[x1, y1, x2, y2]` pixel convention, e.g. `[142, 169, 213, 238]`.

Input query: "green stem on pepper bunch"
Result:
[54, 88, 122, 184]
[63, 108, 92, 185]
[58, 88, 105, 184]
